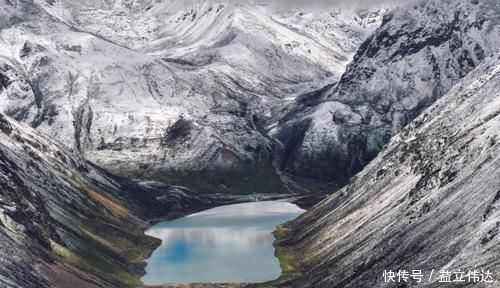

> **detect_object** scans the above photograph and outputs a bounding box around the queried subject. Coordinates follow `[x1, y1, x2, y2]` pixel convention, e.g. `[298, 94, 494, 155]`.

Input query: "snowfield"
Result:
[0, 0, 386, 191]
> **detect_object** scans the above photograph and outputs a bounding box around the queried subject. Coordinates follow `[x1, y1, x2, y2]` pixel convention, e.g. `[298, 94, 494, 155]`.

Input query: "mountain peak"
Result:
[272, 0, 500, 185]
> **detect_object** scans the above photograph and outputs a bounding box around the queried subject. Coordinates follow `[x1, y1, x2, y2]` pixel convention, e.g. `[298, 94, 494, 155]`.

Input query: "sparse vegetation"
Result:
[113, 161, 283, 196]
[52, 242, 142, 287]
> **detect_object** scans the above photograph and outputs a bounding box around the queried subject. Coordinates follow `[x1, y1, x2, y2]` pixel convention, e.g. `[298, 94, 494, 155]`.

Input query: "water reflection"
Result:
[142, 201, 304, 285]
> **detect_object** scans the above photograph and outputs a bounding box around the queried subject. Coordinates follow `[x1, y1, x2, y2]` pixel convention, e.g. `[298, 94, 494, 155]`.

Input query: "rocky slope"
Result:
[274, 0, 500, 186]
[274, 52, 500, 288]
[0, 0, 385, 194]
[0, 112, 227, 288]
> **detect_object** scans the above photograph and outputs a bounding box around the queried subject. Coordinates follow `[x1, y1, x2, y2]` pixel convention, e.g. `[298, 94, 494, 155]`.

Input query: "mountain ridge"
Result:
[274, 51, 500, 288]
[0, 110, 244, 287]
[273, 0, 500, 186]
[0, 0, 387, 194]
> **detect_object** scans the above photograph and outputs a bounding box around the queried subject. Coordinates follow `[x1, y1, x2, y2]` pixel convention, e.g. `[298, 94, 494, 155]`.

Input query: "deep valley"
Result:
[0, 0, 499, 287]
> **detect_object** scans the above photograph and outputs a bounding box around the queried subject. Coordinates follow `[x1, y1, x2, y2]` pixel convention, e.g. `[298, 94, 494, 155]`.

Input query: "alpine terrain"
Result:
[0, 0, 499, 287]
[272, 0, 500, 287]
[0, 0, 386, 194]
[0, 112, 223, 287]
[275, 50, 500, 288]
[274, 0, 500, 185]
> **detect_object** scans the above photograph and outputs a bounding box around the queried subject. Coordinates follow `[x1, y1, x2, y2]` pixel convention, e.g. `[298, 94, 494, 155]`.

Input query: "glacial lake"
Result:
[142, 201, 305, 285]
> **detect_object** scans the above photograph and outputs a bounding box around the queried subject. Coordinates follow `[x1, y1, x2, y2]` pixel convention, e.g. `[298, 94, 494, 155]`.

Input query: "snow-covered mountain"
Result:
[275, 51, 500, 288]
[0, 0, 386, 193]
[0, 111, 223, 287]
[0, 107, 292, 287]
[0, 0, 499, 287]
[273, 0, 500, 185]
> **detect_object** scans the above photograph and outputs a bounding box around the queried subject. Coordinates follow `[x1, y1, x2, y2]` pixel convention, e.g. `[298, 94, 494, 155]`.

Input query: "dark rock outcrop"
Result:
[274, 53, 500, 288]
[0, 113, 219, 287]
[275, 0, 500, 187]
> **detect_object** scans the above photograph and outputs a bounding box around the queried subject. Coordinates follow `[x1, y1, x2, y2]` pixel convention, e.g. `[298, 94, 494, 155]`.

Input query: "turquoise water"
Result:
[142, 201, 304, 285]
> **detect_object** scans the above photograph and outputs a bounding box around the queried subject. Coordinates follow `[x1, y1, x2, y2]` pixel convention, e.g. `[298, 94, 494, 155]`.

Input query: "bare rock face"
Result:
[274, 0, 500, 186]
[0, 113, 215, 287]
[275, 53, 500, 288]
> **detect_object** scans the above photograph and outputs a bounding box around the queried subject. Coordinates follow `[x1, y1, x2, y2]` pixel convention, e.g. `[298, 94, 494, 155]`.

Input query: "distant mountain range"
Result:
[0, 0, 386, 194]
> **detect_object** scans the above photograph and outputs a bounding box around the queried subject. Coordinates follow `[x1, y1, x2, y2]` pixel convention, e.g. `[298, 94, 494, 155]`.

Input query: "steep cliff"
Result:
[0, 112, 216, 287]
[274, 0, 500, 186]
[274, 52, 500, 287]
